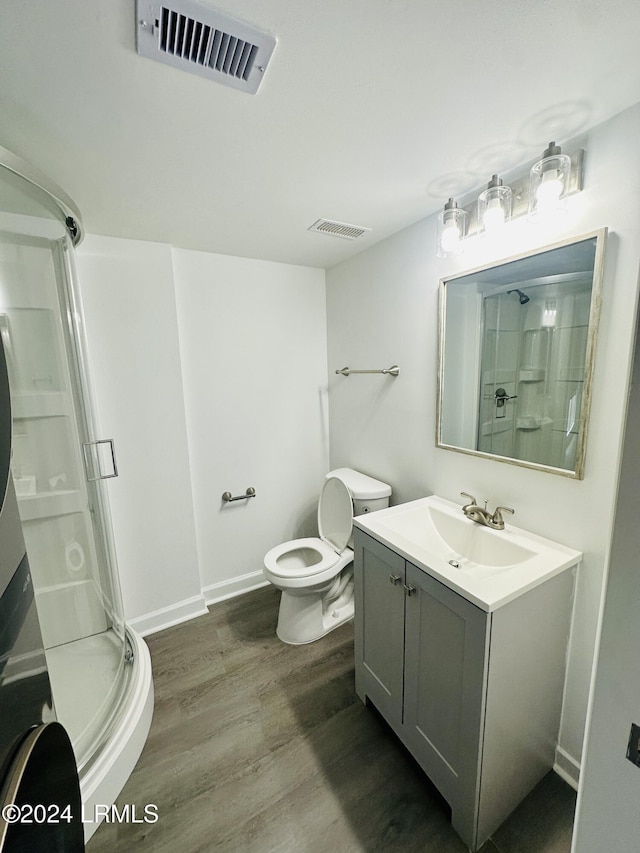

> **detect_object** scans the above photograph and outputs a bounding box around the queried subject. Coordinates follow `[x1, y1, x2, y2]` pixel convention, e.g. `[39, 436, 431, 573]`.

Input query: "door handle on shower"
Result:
[82, 439, 119, 481]
[494, 388, 517, 407]
[494, 388, 517, 419]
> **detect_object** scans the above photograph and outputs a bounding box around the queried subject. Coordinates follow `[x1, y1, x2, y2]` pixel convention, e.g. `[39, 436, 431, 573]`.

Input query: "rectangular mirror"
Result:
[437, 229, 607, 478]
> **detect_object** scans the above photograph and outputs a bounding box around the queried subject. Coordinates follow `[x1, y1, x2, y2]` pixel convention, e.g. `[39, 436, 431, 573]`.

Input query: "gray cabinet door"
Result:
[403, 562, 490, 849]
[354, 531, 406, 724]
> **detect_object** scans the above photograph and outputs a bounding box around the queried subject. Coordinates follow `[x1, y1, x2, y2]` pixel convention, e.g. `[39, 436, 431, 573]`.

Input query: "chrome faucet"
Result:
[460, 492, 515, 530]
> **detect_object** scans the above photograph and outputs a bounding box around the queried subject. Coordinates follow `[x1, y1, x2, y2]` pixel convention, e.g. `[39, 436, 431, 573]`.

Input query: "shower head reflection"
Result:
[508, 289, 530, 305]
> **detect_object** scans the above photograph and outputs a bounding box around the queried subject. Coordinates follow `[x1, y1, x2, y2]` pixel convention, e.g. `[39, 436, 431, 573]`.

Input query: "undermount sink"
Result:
[353, 494, 582, 611]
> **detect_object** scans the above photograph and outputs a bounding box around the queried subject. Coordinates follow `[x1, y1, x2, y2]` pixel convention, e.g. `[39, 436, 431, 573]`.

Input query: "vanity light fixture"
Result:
[477, 174, 512, 235]
[437, 198, 468, 257]
[529, 141, 572, 221]
[433, 142, 584, 257]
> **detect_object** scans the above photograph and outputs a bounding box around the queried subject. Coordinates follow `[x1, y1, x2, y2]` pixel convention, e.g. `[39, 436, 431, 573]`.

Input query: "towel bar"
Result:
[222, 487, 256, 502]
[335, 365, 399, 377]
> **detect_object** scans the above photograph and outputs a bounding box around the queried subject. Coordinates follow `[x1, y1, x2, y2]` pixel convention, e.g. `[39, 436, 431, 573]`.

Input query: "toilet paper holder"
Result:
[222, 487, 256, 502]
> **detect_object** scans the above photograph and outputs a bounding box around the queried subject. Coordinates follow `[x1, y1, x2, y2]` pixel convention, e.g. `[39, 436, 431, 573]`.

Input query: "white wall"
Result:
[171, 250, 329, 602]
[326, 102, 640, 777]
[76, 237, 329, 626]
[572, 299, 640, 850]
[76, 236, 205, 633]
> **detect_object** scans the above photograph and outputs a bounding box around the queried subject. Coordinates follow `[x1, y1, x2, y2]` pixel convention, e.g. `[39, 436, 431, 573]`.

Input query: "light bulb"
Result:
[536, 169, 563, 210]
[437, 198, 467, 256]
[477, 176, 511, 236]
[440, 219, 461, 253]
[529, 144, 571, 221]
[483, 197, 506, 232]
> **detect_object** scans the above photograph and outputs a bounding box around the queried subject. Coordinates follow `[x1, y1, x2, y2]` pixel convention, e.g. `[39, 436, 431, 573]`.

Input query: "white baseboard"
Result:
[126, 574, 270, 637]
[554, 745, 581, 791]
[202, 570, 269, 606]
[127, 594, 208, 637]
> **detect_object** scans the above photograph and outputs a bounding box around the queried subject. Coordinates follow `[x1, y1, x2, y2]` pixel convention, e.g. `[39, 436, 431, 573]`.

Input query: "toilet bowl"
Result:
[264, 468, 391, 644]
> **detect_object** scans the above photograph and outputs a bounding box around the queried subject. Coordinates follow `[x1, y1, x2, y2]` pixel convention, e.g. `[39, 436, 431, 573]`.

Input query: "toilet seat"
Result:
[265, 537, 342, 579]
[263, 477, 354, 585]
[264, 538, 354, 590]
[317, 476, 353, 553]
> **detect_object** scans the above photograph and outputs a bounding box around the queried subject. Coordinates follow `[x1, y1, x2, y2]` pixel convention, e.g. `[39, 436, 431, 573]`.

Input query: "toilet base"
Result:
[275, 576, 354, 645]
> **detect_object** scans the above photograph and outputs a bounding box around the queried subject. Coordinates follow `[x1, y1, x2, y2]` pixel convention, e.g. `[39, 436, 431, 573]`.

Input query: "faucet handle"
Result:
[460, 491, 477, 509]
[492, 506, 515, 526]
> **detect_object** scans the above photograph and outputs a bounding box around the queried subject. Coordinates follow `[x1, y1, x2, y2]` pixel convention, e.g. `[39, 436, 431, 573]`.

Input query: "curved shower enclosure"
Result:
[0, 147, 153, 837]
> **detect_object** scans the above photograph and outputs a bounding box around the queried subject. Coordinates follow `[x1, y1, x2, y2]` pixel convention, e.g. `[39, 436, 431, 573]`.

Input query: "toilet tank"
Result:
[326, 468, 391, 516]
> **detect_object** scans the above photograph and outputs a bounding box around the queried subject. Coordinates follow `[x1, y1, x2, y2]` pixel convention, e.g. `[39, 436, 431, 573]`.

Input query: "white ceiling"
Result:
[1, 0, 639, 269]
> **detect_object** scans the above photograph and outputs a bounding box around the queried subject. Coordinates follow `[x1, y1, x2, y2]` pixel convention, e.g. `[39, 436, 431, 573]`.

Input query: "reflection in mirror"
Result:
[437, 230, 607, 478]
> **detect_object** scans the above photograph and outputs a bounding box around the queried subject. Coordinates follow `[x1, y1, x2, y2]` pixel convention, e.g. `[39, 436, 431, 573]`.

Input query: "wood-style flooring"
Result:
[87, 586, 576, 852]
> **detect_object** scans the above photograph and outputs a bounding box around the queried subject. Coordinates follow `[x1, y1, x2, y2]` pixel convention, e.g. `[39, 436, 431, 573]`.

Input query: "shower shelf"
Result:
[479, 416, 514, 436]
[516, 419, 541, 431]
[518, 368, 545, 382]
[11, 391, 70, 419]
[17, 489, 83, 522]
[516, 416, 553, 431]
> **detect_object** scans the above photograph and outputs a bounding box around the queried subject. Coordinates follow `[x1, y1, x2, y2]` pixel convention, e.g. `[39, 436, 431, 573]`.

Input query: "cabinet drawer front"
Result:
[354, 531, 405, 723]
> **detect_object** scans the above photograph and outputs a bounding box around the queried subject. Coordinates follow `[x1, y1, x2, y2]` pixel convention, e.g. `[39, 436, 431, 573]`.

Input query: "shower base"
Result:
[45, 628, 153, 840]
[46, 630, 124, 761]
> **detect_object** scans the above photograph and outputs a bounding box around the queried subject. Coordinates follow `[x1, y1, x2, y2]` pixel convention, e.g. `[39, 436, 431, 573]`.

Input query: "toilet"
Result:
[263, 467, 392, 644]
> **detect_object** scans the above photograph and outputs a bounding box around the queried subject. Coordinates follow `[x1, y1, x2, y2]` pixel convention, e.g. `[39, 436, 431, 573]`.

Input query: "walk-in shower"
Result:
[0, 146, 153, 838]
[478, 276, 593, 468]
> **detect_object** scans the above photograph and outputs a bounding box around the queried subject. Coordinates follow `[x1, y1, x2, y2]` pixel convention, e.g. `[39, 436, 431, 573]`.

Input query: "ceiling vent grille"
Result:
[308, 219, 372, 240]
[136, 0, 276, 94]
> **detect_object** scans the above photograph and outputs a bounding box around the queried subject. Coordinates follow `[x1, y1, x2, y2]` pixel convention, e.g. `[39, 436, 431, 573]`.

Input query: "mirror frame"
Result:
[436, 228, 608, 479]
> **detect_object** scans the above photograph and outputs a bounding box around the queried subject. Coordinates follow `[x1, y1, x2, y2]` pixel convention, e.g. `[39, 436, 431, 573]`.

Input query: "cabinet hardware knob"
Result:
[404, 584, 416, 596]
[389, 574, 402, 585]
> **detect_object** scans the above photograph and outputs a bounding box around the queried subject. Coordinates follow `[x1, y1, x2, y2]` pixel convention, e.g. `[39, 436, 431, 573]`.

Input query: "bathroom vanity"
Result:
[353, 495, 581, 852]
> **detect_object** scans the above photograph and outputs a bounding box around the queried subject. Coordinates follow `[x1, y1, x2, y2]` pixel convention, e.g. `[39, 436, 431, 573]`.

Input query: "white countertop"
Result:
[353, 495, 582, 612]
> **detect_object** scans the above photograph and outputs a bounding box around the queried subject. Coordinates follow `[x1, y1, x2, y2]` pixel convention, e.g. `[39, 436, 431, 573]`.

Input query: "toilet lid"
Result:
[318, 476, 353, 554]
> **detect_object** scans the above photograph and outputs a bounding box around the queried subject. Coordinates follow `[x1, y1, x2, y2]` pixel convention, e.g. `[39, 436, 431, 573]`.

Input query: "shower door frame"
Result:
[0, 147, 130, 774]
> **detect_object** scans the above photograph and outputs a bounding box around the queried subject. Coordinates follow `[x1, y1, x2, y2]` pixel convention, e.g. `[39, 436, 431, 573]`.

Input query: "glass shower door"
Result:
[477, 292, 520, 459]
[478, 280, 592, 470]
[0, 166, 128, 770]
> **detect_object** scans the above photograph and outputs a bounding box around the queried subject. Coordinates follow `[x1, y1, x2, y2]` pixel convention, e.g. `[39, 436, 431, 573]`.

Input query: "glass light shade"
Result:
[529, 146, 571, 221]
[477, 179, 512, 236]
[437, 199, 468, 257]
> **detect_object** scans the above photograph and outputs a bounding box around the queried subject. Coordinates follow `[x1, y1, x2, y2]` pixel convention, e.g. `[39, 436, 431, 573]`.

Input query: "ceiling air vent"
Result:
[135, 0, 276, 94]
[308, 219, 372, 240]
